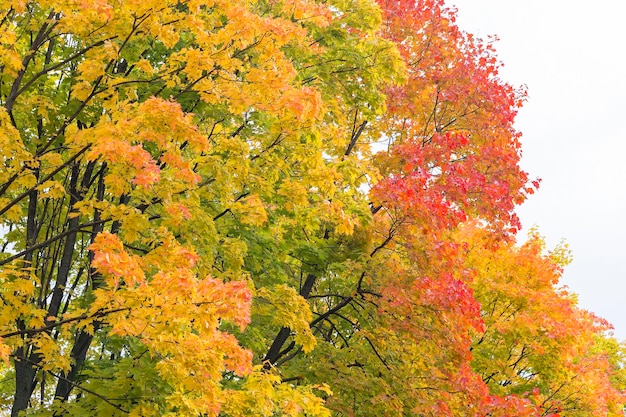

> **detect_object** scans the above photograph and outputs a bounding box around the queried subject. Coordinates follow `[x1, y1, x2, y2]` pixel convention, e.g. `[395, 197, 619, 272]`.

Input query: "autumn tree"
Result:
[0, 0, 624, 416]
[254, 0, 536, 414]
[0, 0, 401, 415]
[462, 226, 626, 416]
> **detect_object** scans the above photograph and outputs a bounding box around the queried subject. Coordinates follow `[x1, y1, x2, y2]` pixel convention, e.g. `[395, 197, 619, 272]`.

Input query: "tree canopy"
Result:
[0, 0, 623, 416]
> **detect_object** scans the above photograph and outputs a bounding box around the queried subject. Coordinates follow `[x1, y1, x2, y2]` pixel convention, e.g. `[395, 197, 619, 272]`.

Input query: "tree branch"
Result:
[16, 37, 118, 97]
[0, 144, 92, 217]
[1, 307, 130, 339]
[11, 354, 130, 414]
[345, 120, 367, 157]
[0, 219, 110, 267]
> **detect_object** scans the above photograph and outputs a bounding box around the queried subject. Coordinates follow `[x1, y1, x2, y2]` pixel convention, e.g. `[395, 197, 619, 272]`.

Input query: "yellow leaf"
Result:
[0, 342, 11, 366]
[257, 285, 316, 353]
[36, 180, 66, 199]
[232, 194, 268, 226]
[134, 59, 153, 73]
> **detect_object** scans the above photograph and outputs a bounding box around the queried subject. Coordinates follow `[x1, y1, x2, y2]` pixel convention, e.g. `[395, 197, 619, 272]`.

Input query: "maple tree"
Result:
[0, 0, 624, 416]
[462, 225, 626, 416]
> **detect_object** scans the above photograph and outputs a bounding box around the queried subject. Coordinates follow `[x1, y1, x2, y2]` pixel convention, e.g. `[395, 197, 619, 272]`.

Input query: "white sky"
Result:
[451, 0, 626, 340]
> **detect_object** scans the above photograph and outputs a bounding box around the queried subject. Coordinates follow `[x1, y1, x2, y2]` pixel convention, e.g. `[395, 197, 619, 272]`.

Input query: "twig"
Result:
[11, 354, 130, 413]
[1, 307, 130, 338]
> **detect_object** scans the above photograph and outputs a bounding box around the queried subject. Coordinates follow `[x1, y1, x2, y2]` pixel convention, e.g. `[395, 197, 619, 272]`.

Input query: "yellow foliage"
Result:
[36, 180, 65, 199]
[222, 367, 331, 417]
[0, 0, 405, 415]
[257, 285, 316, 353]
[0, 342, 11, 366]
[232, 194, 268, 226]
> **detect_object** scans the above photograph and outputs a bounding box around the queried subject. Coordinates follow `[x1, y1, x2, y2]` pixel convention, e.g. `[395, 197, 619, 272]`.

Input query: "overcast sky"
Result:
[451, 0, 626, 340]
